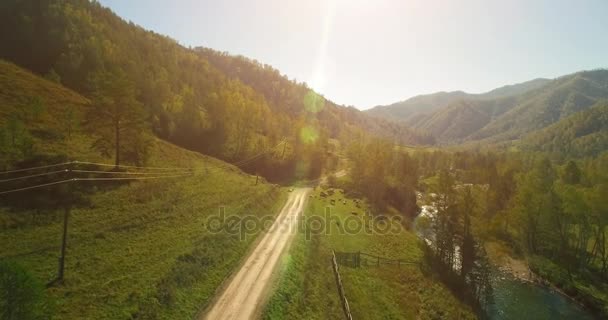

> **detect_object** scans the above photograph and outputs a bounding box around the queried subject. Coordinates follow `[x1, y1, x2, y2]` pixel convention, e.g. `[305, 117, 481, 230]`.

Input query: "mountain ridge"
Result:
[366, 70, 608, 147]
[366, 77, 551, 123]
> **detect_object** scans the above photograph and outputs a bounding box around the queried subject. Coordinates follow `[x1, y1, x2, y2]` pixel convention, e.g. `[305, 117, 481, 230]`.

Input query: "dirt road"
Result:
[202, 188, 310, 320]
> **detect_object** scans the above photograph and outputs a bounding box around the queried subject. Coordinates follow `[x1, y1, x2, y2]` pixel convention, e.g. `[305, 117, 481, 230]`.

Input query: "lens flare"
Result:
[303, 90, 325, 113]
[300, 125, 319, 144]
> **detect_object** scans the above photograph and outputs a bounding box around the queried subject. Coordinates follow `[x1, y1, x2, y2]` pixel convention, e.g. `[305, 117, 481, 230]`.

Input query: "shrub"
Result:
[0, 260, 52, 320]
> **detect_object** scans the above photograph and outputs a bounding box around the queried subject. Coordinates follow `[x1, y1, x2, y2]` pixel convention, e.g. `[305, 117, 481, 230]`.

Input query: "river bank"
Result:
[485, 242, 533, 282]
[414, 191, 601, 319]
[485, 241, 600, 319]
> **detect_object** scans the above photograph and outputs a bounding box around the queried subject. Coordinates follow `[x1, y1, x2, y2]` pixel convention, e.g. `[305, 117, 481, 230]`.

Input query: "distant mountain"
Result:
[367, 91, 470, 125]
[367, 71, 608, 146]
[479, 78, 551, 99]
[413, 100, 491, 143]
[366, 78, 550, 124]
[520, 100, 608, 158]
[469, 70, 608, 143]
[412, 90, 534, 143]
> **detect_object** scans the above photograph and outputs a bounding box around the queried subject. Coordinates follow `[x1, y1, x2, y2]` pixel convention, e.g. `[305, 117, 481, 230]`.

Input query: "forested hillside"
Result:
[0, 60, 91, 169]
[367, 70, 608, 147]
[0, 0, 432, 183]
[411, 94, 532, 143]
[470, 70, 608, 143]
[367, 78, 550, 125]
[477, 78, 551, 100]
[0, 54, 291, 319]
[413, 100, 491, 143]
[196, 48, 434, 146]
[368, 91, 470, 125]
[521, 101, 608, 158]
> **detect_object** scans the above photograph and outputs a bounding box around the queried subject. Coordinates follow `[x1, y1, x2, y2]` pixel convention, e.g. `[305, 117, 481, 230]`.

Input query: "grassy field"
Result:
[263, 187, 476, 319]
[0, 60, 290, 319]
[0, 139, 289, 319]
[0, 139, 288, 319]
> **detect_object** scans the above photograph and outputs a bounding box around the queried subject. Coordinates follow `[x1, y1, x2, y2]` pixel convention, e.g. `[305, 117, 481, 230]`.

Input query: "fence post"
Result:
[332, 250, 354, 320]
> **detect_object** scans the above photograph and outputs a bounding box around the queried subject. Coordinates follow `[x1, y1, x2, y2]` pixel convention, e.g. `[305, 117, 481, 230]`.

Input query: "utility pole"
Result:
[57, 165, 73, 283]
[114, 117, 120, 169]
[58, 202, 71, 282]
[281, 141, 287, 159]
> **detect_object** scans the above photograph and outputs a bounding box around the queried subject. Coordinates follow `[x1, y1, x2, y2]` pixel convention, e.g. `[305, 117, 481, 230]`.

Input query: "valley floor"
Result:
[263, 187, 476, 319]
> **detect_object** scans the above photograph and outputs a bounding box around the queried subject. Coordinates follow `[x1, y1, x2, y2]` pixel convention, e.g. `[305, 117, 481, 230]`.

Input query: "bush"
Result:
[0, 260, 52, 320]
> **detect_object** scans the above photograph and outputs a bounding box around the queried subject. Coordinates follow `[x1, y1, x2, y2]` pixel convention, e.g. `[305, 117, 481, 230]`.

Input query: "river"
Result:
[414, 201, 597, 319]
[488, 272, 595, 319]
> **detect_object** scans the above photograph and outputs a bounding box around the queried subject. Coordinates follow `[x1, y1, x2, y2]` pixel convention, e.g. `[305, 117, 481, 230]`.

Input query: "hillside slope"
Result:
[0, 60, 96, 165]
[0, 0, 431, 164]
[480, 78, 551, 100]
[195, 48, 434, 145]
[367, 91, 469, 125]
[368, 70, 608, 146]
[470, 70, 608, 143]
[414, 100, 491, 143]
[366, 78, 550, 124]
[0, 59, 286, 319]
[520, 101, 608, 158]
[412, 94, 527, 143]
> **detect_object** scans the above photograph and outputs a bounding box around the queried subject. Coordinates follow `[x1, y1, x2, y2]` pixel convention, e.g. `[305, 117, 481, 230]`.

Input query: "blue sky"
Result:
[99, 0, 608, 109]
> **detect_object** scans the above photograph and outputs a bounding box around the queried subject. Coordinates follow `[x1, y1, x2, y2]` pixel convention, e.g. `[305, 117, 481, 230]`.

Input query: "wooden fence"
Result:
[334, 251, 419, 268]
[331, 250, 419, 319]
[331, 250, 354, 320]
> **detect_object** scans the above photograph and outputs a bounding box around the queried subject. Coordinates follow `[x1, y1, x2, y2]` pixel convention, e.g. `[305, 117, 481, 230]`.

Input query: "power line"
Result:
[71, 169, 192, 175]
[73, 161, 193, 171]
[0, 162, 72, 175]
[0, 138, 283, 191]
[0, 169, 69, 183]
[0, 173, 194, 196]
[231, 139, 286, 168]
[0, 179, 73, 195]
[232, 153, 266, 167]
[74, 174, 192, 181]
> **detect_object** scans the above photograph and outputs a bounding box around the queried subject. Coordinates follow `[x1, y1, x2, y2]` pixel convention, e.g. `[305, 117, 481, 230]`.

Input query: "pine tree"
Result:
[88, 68, 148, 167]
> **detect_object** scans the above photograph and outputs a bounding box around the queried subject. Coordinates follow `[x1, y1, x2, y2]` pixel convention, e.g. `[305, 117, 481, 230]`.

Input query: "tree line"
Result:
[413, 149, 608, 317]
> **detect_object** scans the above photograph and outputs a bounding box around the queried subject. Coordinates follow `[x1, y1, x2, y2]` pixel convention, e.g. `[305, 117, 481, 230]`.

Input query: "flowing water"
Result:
[488, 272, 595, 319]
[414, 202, 597, 319]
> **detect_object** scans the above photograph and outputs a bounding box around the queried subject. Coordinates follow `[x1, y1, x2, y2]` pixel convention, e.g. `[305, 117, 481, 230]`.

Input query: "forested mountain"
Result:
[367, 91, 470, 125]
[0, 0, 431, 183]
[469, 70, 608, 143]
[411, 92, 537, 143]
[520, 101, 608, 158]
[413, 100, 491, 143]
[479, 78, 551, 99]
[366, 78, 550, 124]
[368, 70, 608, 146]
[195, 48, 434, 145]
